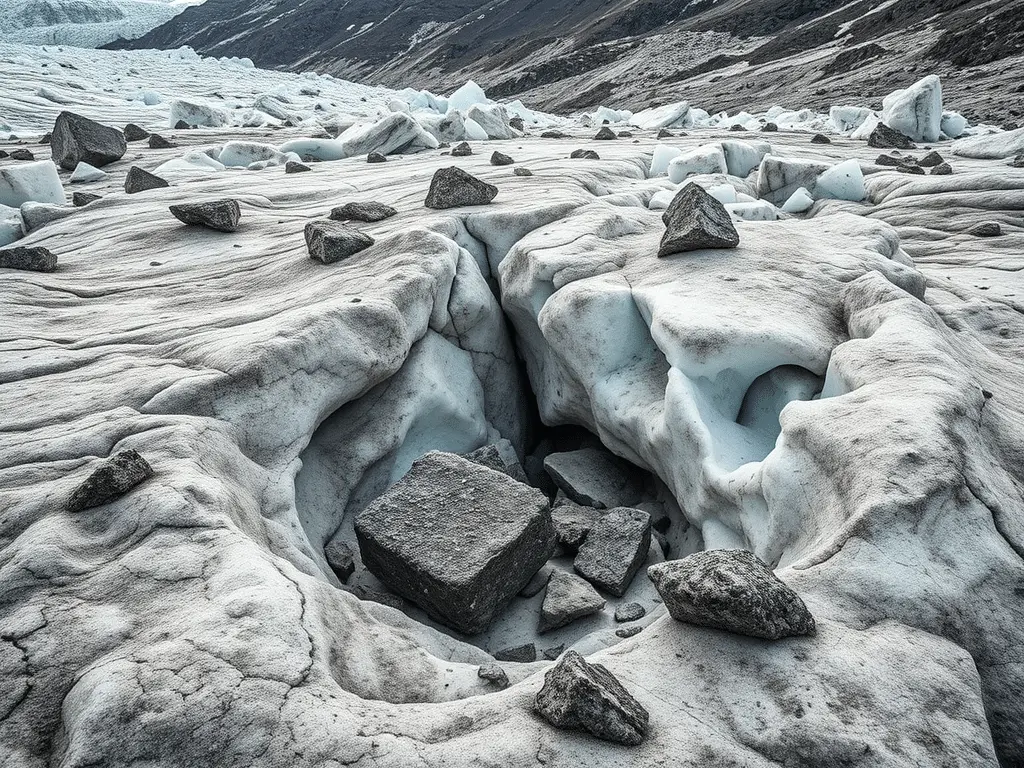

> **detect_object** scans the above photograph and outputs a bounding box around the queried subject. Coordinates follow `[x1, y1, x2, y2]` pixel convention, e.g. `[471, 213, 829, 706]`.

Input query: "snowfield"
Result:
[2, 42, 1024, 767]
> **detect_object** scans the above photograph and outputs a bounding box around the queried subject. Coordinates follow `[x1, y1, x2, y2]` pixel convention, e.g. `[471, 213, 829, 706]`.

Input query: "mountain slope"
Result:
[2, 0, 198, 47]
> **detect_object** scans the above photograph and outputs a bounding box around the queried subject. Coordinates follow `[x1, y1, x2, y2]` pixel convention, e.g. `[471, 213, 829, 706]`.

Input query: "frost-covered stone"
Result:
[648, 550, 815, 639]
[329, 201, 397, 223]
[534, 650, 649, 746]
[169, 199, 241, 232]
[575, 507, 651, 597]
[304, 220, 374, 264]
[539, 570, 605, 632]
[544, 447, 644, 509]
[66, 449, 154, 513]
[570, 149, 600, 160]
[0, 160, 65, 208]
[0, 245, 57, 272]
[868, 122, 915, 149]
[355, 451, 555, 634]
[50, 111, 126, 170]
[881, 75, 942, 143]
[124, 166, 169, 194]
[424, 167, 497, 209]
[659, 182, 740, 256]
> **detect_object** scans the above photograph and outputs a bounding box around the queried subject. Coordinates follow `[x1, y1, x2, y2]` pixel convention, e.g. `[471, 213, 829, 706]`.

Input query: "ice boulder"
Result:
[726, 200, 778, 221]
[216, 141, 298, 168]
[0, 161, 64, 208]
[720, 140, 771, 178]
[631, 102, 691, 131]
[254, 94, 297, 122]
[0, 204, 22, 246]
[952, 126, 1024, 159]
[667, 145, 727, 184]
[447, 80, 490, 113]
[69, 162, 107, 183]
[463, 118, 489, 142]
[154, 151, 226, 175]
[277, 137, 346, 162]
[169, 100, 230, 129]
[650, 144, 682, 176]
[781, 187, 814, 214]
[830, 105, 874, 133]
[756, 156, 828, 205]
[467, 104, 516, 140]
[940, 112, 968, 140]
[418, 111, 469, 144]
[591, 106, 632, 125]
[814, 159, 866, 202]
[851, 113, 882, 141]
[339, 113, 439, 157]
[881, 75, 942, 143]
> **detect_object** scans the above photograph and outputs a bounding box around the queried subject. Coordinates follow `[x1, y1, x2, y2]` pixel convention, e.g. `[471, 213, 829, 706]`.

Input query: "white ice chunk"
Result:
[0, 161, 64, 208]
[830, 105, 874, 133]
[667, 145, 727, 184]
[631, 101, 691, 131]
[650, 144, 682, 176]
[814, 159, 866, 202]
[952, 126, 1024, 159]
[0, 203, 22, 246]
[706, 184, 738, 204]
[467, 104, 516, 140]
[881, 75, 943, 142]
[447, 80, 489, 113]
[721, 140, 771, 178]
[170, 99, 230, 128]
[648, 189, 675, 210]
[340, 112, 439, 156]
[592, 106, 632, 125]
[154, 151, 226, 174]
[851, 113, 881, 141]
[217, 141, 296, 168]
[756, 155, 828, 205]
[726, 200, 778, 221]
[781, 187, 814, 213]
[69, 162, 107, 183]
[278, 137, 347, 162]
[940, 111, 968, 139]
[463, 117, 489, 142]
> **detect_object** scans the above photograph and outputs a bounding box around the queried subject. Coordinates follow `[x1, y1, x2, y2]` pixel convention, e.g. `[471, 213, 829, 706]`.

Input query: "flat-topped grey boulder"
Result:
[169, 199, 241, 232]
[66, 449, 153, 513]
[493, 643, 536, 663]
[647, 549, 815, 639]
[329, 201, 397, 223]
[543, 446, 645, 509]
[659, 182, 739, 257]
[424, 167, 497, 209]
[0, 246, 57, 272]
[868, 123, 915, 149]
[463, 439, 528, 484]
[534, 650, 649, 746]
[304, 220, 374, 264]
[355, 451, 555, 635]
[324, 539, 355, 583]
[574, 507, 651, 597]
[51, 111, 127, 171]
[539, 570, 605, 632]
[124, 166, 169, 194]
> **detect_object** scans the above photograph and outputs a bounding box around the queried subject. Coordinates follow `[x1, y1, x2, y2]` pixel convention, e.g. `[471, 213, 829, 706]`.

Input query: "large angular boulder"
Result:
[659, 183, 740, 257]
[0, 246, 58, 272]
[124, 166, 169, 194]
[539, 570, 605, 632]
[647, 549, 815, 639]
[574, 507, 651, 597]
[329, 201, 397, 223]
[534, 650, 648, 745]
[66, 449, 153, 513]
[543, 447, 645, 509]
[451, 141, 473, 157]
[355, 451, 555, 634]
[304, 220, 374, 264]
[424, 167, 497, 209]
[868, 123, 915, 149]
[50, 111, 127, 171]
[169, 199, 241, 232]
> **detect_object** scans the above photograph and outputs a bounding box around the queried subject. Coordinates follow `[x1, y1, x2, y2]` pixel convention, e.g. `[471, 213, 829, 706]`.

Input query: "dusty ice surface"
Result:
[1, 45, 1023, 767]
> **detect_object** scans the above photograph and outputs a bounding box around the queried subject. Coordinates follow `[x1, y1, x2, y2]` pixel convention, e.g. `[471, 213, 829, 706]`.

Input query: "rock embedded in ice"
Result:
[50, 111, 127, 171]
[593, 126, 617, 140]
[451, 142, 473, 157]
[543, 447, 645, 509]
[551, 500, 601, 551]
[123, 123, 149, 142]
[354, 451, 555, 635]
[570, 149, 600, 160]
[810, 133, 831, 144]
[124, 166, 169, 194]
[0, 160, 65, 208]
[931, 162, 953, 175]
[614, 602, 646, 623]
[148, 134, 176, 149]
[69, 162, 107, 183]
[513, 167, 533, 177]
[170, 99, 230, 129]
[490, 151, 513, 166]
[323, 539, 355, 583]
[780, 187, 814, 214]
[755, 155, 828, 205]
[464, 440, 528, 484]
[575, 507, 651, 597]
[367, 151, 386, 164]
[494, 643, 536, 663]
[666, 145, 727, 184]
[20, 202, 75, 233]
[965, 222, 1002, 238]
[169, 199, 242, 232]
[329, 201, 397, 223]
[919, 151, 944, 167]
[534, 650, 649, 746]
[647, 550, 815, 640]
[477, 664, 509, 689]
[0, 245, 57, 272]
[304, 220, 374, 264]
[659, 182, 740, 257]
[539, 570, 606, 633]
[868, 123, 915, 149]
[9, 149, 35, 161]
[814, 159, 865, 202]
[66, 449, 154, 513]
[285, 161, 310, 173]
[424, 167, 497, 210]
[881, 75, 942, 143]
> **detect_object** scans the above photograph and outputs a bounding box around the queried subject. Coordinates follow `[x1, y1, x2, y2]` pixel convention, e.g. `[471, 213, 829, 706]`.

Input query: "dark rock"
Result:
[305, 220, 374, 264]
[868, 123, 915, 149]
[0, 150, 7, 158]
[540, 130, 569, 139]
[570, 149, 600, 160]
[494, 643, 536, 663]
[810, 133, 831, 144]
[574, 507, 651, 597]
[0, 246, 58, 272]
[478, 664, 509, 688]
[324, 539, 355, 583]
[966, 221, 1002, 237]
[148, 133, 176, 149]
[39, 132, 51, 144]
[285, 161, 311, 173]
[123, 123, 150, 142]
[761, 122, 778, 132]
[875, 153, 917, 167]
[352, 585, 405, 611]
[657, 129, 674, 138]
[930, 162, 953, 175]
[659, 182, 740, 257]
[647, 549, 816, 639]
[615, 626, 642, 639]
[513, 167, 533, 177]
[542, 644, 566, 661]
[451, 141, 473, 157]
[729, 124, 747, 131]
[66, 449, 153, 513]
[652, 515, 671, 534]
[539, 570, 605, 633]
[72, 192, 101, 207]
[550, 499, 600, 551]
[355, 451, 555, 634]
[174, 120, 191, 130]
[1011, 153, 1024, 168]
[424, 167, 497, 209]
[464, 440, 528, 484]
[124, 166, 169, 194]
[9, 148, 35, 161]
[509, 116, 525, 131]
[618, 130, 633, 138]
[653, 529, 670, 557]
[50, 111, 127, 170]
[543, 447, 645, 509]
[919, 150, 944, 167]
[593, 126, 617, 140]
[367, 151, 387, 163]
[329, 201, 397, 223]
[534, 650, 648, 746]
[897, 164, 926, 175]
[520, 564, 553, 597]
[169, 199, 241, 232]
[614, 602, 646, 622]
[490, 150, 514, 166]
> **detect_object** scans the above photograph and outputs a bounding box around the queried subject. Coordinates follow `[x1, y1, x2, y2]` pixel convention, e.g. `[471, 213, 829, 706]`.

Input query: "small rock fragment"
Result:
[868, 122, 915, 149]
[9, 149, 34, 161]
[464, 440, 528, 484]
[918, 150, 944, 167]
[966, 221, 1002, 237]
[898, 164, 926, 175]
[285, 160, 311, 173]
[451, 141, 473, 157]
[534, 650, 648, 746]
[520, 564, 554, 598]
[490, 150, 514, 166]
[509, 116, 525, 131]
[124, 166, 169, 194]
[367, 151, 387, 163]
[0, 246, 58, 272]
[169, 199, 241, 232]
[329, 201, 397, 223]
[875, 153, 917, 167]
[539, 570, 606, 633]
[67, 449, 153, 513]
[570, 149, 600, 160]
[72, 191, 101, 207]
[494, 643, 536, 663]
[513, 166, 533, 176]
[174, 120, 191, 130]
[575, 507, 651, 597]
[593, 126, 617, 140]
[148, 134, 176, 149]
[810, 133, 831, 144]
[1011, 153, 1024, 168]
[51, 111, 127, 170]
[930, 162, 953, 175]
[123, 123, 150, 142]
[424, 167, 497, 209]
[540, 130, 568, 139]
[647, 549, 816, 639]
[615, 626, 642, 639]
[657, 128, 674, 138]
[305, 220, 374, 264]
[761, 122, 778, 132]
[478, 664, 509, 688]
[551, 500, 600, 551]
[324, 539, 355, 583]
[39, 132, 51, 144]
[542, 644, 565, 660]
[614, 602, 646, 623]
[659, 182, 740, 257]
